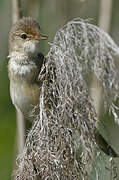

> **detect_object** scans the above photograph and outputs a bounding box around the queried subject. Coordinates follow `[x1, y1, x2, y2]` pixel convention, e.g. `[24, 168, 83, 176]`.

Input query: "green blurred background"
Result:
[0, 0, 119, 179]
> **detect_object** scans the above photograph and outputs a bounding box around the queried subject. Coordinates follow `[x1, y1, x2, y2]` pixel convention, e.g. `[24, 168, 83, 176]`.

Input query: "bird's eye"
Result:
[20, 33, 27, 39]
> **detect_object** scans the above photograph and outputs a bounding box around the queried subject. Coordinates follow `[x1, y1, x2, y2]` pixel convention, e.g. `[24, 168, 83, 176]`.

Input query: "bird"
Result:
[8, 17, 47, 118]
[8, 17, 48, 151]
[8, 17, 118, 157]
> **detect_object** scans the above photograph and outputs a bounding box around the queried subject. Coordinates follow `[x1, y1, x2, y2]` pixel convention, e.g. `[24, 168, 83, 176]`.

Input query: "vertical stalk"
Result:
[16, 110, 25, 153]
[12, 0, 22, 23]
[99, 0, 112, 33]
[91, 0, 112, 115]
[12, 0, 24, 153]
[90, 0, 113, 179]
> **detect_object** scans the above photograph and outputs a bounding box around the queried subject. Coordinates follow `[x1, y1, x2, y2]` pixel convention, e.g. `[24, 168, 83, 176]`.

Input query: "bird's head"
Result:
[9, 17, 48, 56]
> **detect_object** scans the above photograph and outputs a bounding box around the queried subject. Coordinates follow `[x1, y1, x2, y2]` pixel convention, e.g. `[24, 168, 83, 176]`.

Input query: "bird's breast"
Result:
[8, 55, 42, 119]
[8, 58, 40, 83]
[10, 80, 40, 118]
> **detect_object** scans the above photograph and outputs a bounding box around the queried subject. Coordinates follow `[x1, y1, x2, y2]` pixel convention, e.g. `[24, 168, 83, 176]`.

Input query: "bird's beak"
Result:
[39, 35, 48, 40]
[35, 33, 48, 40]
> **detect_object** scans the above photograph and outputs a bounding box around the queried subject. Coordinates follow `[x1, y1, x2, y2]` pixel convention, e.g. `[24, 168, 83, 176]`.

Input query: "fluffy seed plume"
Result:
[14, 18, 119, 180]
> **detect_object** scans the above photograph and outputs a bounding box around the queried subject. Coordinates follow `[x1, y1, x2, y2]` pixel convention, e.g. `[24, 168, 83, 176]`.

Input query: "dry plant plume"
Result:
[14, 18, 119, 180]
